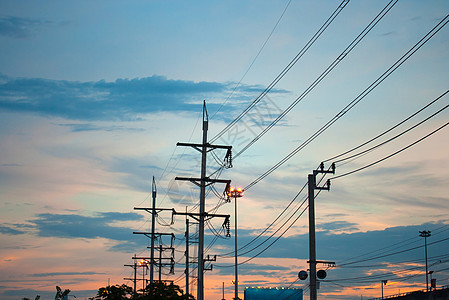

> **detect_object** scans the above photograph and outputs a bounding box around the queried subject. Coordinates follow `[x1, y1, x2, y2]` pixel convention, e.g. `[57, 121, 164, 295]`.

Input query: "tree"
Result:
[55, 286, 70, 300]
[91, 284, 133, 300]
[140, 281, 194, 300]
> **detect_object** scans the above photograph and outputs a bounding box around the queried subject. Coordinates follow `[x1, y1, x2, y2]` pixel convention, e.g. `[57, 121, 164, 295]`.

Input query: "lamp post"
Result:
[227, 187, 244, 300]
[139, 259, 149, 295]
[419, 230, 431, 291]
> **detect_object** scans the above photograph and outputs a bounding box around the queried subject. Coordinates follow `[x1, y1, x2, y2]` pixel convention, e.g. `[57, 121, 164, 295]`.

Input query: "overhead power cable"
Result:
[243, 13, 449, 191]
[323, 90, 449, 164]
[211, 0, 294, 119]
[233, 0, 398, 159]
[331, 120, 449, 180]
[215, 204, 309, 267]
[332, 93, 449, 165]
[217, 182, 308, 257]
[210, 0, 351, 143]
[337, 236, 449, 267]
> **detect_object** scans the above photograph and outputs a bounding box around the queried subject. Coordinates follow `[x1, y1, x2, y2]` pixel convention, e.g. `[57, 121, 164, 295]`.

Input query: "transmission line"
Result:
[233, 0, 398, 159]
[243, 13, 449, 191]
[210, 0, 350, 143]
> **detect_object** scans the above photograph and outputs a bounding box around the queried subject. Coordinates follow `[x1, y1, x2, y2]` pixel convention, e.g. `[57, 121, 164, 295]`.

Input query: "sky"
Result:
[1, 0, 449, 299]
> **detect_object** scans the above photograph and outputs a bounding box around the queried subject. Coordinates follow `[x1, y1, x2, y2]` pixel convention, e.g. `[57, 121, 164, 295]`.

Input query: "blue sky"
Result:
[1, 1, 449, 299]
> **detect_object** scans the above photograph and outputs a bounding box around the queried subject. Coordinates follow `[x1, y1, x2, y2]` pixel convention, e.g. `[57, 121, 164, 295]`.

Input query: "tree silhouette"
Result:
[55, 286, 71, 300]
[91, 284, 133, 300]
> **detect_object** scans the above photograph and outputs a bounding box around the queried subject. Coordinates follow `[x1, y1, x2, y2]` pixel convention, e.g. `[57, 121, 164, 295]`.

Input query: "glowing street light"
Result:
[227, 187, 244, 300]
[139, 259, 149, 295]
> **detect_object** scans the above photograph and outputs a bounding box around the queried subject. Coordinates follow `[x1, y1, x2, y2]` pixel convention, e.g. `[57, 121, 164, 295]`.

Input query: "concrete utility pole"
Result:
[308, 163, 335, 300]
[419, 230, 431, 291]
[175, 101, 232, 300]
[381, 280, 388, 299]
[308, 173, 318, 300]
[123, 259, 138, 297]
[185, 217, 190, 297]
[150, 176, 157, 285]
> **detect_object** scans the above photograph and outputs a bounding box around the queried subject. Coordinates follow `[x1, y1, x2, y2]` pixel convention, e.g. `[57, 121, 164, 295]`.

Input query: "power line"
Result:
[210, 0, 350, 143]
[331, 120, 449, 180]
[323, 90, 449, 164]
[210, 0, 294, 119]
[332, 95, 449, 165]
[233, 0, 398, 159]
[243, 13, 449, 191]
[338, 236, 449, 267]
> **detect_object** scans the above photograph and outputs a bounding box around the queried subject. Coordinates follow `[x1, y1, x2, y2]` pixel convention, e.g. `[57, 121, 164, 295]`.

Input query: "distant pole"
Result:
[134, 261, 137, 297]
[150, 176, 157, 285]
[222, 281, 225, 300]
[159, 244, 163, 283]
[419, 230, 431, 291]
[381, 280, 387, 299]
[186, 216, 190, 297]
[308, 174, 317, 300]
[234, 193, 239, 300]
[142, 262, 146, 295]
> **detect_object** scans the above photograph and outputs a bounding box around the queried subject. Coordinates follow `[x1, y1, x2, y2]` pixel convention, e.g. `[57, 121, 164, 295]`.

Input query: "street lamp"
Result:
[139, 259, 149, 295]
[419, 230, 431, 291]
[227, 186, 244, 300]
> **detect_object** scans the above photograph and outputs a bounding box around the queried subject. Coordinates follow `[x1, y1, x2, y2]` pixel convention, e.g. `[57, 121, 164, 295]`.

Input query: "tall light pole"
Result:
[227, 186, 244, 300]
[139, 259, 149, 295]
[419, 230, 431, 291]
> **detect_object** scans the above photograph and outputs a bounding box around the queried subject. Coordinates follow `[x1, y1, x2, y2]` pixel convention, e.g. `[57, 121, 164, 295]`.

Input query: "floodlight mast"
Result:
[227, 187, 244, 300]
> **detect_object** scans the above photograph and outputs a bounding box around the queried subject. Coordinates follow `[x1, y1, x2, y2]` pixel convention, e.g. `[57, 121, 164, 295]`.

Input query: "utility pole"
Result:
[124, 258, 138, 297]
[185, 217, 190, 297]
[419, 230, 431, 291]
[381, 280, 388, 299]
[159, 244, 162, 283]
[308, 163, 335, 300]
[150, 176, 157, 285]
[175, 101, 232, 300]
[222, 281, 225, 300]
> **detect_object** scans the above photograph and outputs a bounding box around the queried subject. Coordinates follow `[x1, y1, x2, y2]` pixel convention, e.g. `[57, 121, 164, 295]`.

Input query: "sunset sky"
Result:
[1, 1, 449, 299]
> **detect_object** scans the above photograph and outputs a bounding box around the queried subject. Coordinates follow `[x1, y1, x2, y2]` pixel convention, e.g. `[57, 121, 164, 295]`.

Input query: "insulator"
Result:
[224, 218, 231, 238]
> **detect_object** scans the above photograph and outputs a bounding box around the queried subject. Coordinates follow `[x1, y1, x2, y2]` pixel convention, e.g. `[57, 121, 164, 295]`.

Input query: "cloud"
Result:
[0, 16, 51, 38]
[0, 74, 289, 121]
[213, 222, 449, 263]
[318, 220, 359, 233]
[56, 123, 146, 133]
[31, 271, 105, 277]
[0, 225, 26, 235]
[29, 212, 142, 241]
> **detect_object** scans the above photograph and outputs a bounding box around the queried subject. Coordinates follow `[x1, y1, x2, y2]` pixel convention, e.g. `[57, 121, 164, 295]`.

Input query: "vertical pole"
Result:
[424, 235, 428, 291]
[381, 281, 383, 299]
[420, 230, 431, 292]
[143, 264, 146, 296]
[134, 260, 137, 298]
[308, 174, 317, 300]
[222, 281, 225, 300]
[198, 102, 208, 300]
[234, 195, 239, 300]
[186, 217, 190, 297]
[150, 176, 156, 285]
[159, 245, 163, 283]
